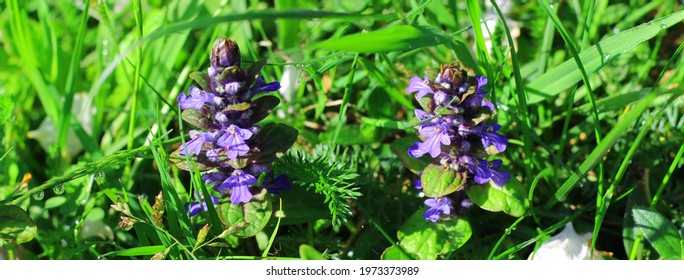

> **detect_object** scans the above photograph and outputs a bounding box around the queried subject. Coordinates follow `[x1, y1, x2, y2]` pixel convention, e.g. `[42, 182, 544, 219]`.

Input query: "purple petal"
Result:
[406, 75, 434, 98]
[475, 76, 488, 95]
[230, 185, 253, 204]
[466, 157, 492, 184]
[263, 173, 291, 195]
[217, 125, 254, 159]
[408, 142, 428, 158]
[414, 109, 432, 121]
[488, 160, 510, 187]
[184, 202, 202, 217]
[180, 130, 212, 156]
[423, 197, 452, 222]
[178, 86, 216, 110]
[202, 172, 227, 185]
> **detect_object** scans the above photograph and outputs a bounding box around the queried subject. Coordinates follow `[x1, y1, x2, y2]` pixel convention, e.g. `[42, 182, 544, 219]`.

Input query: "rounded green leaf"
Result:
[45, 196, 67, 209]
[249, 123, 298, 164]
[465, 179, 529, 217]
[421, 164, 466, 198]
[0, 205, 37, 244]
[632, 207, 683, 260]
[218, 188, 272, 238]
[381, 245, 413, 260]
[397, 209, 472, 260]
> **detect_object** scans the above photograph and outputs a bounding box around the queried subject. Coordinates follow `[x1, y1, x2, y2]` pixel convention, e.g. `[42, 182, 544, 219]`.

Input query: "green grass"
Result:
[1, 0, 683, 260]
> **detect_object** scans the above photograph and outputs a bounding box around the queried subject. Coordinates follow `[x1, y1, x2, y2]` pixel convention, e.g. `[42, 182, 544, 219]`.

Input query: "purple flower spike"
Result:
[178, 86, 216, 110]
[424, 197, 453, 222]
[217, 124, 254, 159]
[180, 130, 214, 156]
[184, 193, 220, 217]
[464, 156, 492, 184]
[475, 76, 488, 95]
[473, 123, 508, 152]
[487, 160, 510, 187]
[406, 74, 434, 99]
[418, 122, 452, 158]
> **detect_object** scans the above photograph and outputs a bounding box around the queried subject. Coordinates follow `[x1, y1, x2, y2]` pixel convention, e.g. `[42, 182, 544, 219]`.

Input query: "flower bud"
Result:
[437, 62, 466, 87]
[211, 38, 241, 70]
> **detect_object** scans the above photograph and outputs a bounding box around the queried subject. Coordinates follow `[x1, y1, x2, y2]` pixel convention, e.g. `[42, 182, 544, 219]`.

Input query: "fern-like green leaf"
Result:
[274, 147, 363, 227]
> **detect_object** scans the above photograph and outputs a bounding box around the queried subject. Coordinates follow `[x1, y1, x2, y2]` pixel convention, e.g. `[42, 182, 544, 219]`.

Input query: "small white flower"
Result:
[279, 65, 300, 103]
[528, 222, 593, 260]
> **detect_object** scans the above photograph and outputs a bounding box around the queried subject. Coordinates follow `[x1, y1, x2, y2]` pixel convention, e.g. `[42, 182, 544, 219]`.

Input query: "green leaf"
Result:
[632, 207, 684, 260]
[181, 109, 210, 129]
[44, 196, 67, 209]
[465, 179, 529, 217]
[311, 25, 443, 53]
[218, 188, 272, 238]
[250, 123, 298, 164]
[0, 205, 37, 244]
[361, 116, 430, 130]
[381, 245, 413, 260]
[299, 244, 327, 260]
[245, 60, 266, 86]
[108, 245, 166, 257]
[248, 95, 280, 123]
[278, 185, 329, 225]
[397, 209, 472, 260]
[527, 10, 684, 104]
[189, 71, 211, 91]
[420, 164, 466, 198]
[390, 137, 431, 174]
[223, 102, 250, 112]
[168, 148, 212, 171]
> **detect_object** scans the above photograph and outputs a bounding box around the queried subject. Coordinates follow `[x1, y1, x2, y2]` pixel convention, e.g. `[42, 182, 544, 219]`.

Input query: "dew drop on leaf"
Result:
[32, 191, 45, 201]
[53, 184, 65, 195]
[94, 171, 106, 185]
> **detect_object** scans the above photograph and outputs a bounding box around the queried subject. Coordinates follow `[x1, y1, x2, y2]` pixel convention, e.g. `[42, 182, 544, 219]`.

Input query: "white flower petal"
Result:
[528, 222, 592, 260]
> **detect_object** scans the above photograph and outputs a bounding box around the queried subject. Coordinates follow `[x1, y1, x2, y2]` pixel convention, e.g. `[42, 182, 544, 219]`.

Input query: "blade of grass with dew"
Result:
[539, 0, 605, 225]
[56, 0, 89, 160]
[555, 40, 684, 201]
[0, 136, 183, 205]
[332, 53, 359, 144]
[90, 10, 398, 97]
[465, 0, 494, 77]
[490, 0, 534, 179]
[102, 245, 166, 257]
[125, 0, 144, 184]
[359, 57, 414, 110]
[591, 113, 656, 257]
[539, 0, 604, 200]
[526, 10, 684, 104]
[311, 25, 443, 53]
